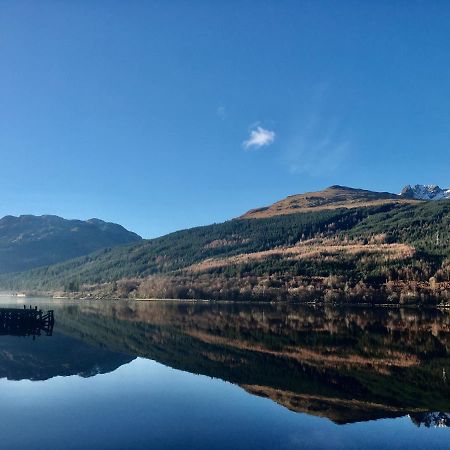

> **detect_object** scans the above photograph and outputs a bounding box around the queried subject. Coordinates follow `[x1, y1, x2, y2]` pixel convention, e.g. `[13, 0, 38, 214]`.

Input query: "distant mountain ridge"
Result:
[399, 184, 450, 200]
[0, 214, 141, 274]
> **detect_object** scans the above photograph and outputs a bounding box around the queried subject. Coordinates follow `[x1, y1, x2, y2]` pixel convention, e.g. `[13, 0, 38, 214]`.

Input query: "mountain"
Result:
[2, 185, 450, 304]
[0, 215, 141, 273]
[241, 185, 413, 219]
[400, 184, 450, 200]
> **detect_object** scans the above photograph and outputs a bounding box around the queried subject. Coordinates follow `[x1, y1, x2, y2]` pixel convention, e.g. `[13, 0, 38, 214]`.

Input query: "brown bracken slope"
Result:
[240, 185, 419, 219]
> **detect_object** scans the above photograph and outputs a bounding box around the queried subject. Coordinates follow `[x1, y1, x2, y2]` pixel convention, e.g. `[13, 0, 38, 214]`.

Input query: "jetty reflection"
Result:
[0, 306, 54, 337]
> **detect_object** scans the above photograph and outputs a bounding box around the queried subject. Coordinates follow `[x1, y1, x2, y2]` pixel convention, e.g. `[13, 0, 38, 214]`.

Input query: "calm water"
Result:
[0, 298, 449, 449]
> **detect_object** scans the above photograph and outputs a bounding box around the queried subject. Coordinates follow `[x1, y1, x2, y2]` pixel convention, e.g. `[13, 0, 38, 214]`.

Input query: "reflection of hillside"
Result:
[0, 332, 134, 381]
[242, 385, 413, 424]
[54, 302, 450, 424]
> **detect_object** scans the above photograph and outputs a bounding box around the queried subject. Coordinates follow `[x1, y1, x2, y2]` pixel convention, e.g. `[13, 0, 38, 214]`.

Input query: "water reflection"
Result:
[1, 300, 449, 426]
[0, 304, 134, 381]
[410, 412, 450, 428]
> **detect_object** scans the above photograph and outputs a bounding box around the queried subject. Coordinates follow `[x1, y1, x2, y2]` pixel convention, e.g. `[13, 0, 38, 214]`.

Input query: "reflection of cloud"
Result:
[243, 126, 276, 150]
[217, 106, 226, 120]
[284, 113, 350, 176]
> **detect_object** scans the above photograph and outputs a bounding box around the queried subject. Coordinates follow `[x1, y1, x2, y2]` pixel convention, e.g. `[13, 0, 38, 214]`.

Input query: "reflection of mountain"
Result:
[52, 302, 450, 425]
[410, 412, 450, 428]
[1, 300, 448, 424]
[0, 332, 134, 381]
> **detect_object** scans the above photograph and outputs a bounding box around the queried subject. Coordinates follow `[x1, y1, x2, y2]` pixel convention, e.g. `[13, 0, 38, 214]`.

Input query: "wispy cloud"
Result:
[217, 106, 226, 120]
[282, 88, 351, 176]
[243, 126, 276, 150]
[284, 118, 350, 176]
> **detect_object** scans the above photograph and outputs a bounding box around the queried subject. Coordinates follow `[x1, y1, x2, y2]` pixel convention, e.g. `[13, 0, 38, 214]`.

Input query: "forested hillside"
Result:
[2, 196, 450, 304]
[0, 206, 375, 288]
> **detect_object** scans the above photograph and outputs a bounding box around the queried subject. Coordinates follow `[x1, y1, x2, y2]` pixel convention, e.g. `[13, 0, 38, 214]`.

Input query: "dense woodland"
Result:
[2, 200, 450, 304]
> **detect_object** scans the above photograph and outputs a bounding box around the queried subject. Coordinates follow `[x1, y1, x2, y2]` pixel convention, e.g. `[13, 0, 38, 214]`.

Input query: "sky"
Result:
[1, 0, 450, 238]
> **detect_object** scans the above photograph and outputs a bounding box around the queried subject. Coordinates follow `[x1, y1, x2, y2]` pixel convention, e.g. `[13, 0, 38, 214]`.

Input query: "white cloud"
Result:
[243, 126, 275, 150]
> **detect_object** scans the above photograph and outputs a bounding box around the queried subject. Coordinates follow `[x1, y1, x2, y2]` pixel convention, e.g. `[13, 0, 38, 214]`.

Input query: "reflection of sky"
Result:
[0, 358, 448, 450]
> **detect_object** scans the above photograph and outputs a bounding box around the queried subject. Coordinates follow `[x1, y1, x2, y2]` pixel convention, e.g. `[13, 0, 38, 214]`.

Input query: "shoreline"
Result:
[1, 291, 449, 309]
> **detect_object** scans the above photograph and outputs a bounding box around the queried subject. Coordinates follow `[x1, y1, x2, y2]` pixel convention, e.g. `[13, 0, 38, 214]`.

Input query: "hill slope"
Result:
[241, 185, 416, 219]
[1, 186, 450, 303]
[0, 215, 141, 273]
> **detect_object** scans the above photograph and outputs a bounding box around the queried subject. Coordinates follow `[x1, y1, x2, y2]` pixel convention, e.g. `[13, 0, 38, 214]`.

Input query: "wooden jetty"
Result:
[0, 306, 54, 337]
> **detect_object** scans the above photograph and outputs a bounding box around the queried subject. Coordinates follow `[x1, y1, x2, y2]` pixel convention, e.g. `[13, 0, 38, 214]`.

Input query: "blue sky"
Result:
[1, 1, 450, 238]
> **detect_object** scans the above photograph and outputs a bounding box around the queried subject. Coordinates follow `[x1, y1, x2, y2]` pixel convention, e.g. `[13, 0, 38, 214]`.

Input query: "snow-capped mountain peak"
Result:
[400, 184, 450, 200]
